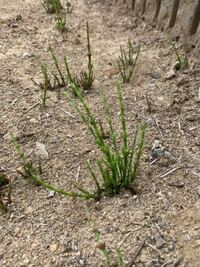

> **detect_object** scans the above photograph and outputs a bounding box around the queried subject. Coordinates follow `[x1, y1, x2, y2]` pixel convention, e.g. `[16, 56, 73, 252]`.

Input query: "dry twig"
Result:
[126, 238, 146, 267]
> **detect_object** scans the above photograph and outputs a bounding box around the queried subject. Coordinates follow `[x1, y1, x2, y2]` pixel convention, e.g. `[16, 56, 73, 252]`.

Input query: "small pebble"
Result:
[11, 23, 18, 28]
[168, 242, 175, 251]
[79, 258, 86, 266]
[152, 259, 161, 267]
[22, 52, 33, 59]
[151, 148, 163, 159]
[30, 118, 38, 124]
[47, 190, 55, 199]
[163, 150, 172, 159]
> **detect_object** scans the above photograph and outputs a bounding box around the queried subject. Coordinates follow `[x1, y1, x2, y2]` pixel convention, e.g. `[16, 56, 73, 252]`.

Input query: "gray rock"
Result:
[168, 242, 175, 251]
[154, 232, 165, 249]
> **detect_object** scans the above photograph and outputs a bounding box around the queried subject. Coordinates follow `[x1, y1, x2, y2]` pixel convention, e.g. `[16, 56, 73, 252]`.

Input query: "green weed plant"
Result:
[118, 40, 140, 83]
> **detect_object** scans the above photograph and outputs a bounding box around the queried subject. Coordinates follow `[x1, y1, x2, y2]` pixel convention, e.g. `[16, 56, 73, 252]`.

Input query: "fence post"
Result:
[131, 0, 136, 10]
[141, 0, 147, 15]
[154, 0, 161, 20]
[169, 0, 180, 28]
[189, 0, 200, 35]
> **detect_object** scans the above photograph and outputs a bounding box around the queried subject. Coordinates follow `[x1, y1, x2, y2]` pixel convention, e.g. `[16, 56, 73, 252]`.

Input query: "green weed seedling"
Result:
[171, 41, 188, 71]
[88, 217, 125, 266]
[66, 81, 146, 198]
[78, 22, 94, 91]
[42, 0, 63, 14]
[37, 61, 61, 107]
[14, 82, 145, 200]
[64, 58, 80, 96]
[65, 22, 94, 93]
[118, 40, 140, 83]
[56, 12, 67, 36]
[41, 64, 50, 107]
[33, 48, 67, 103]
[49, 46, 67, 87]
[38, 22, 94, 97]
[90, 220, 125, 267]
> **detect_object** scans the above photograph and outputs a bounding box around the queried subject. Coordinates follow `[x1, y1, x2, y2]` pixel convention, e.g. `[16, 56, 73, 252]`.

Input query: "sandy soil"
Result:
[0, 0, 200, 266]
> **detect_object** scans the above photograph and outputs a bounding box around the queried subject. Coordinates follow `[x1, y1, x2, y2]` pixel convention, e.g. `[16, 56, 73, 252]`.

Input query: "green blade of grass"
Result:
[86, 159, 101, 194]
[49, 46, 66, 86]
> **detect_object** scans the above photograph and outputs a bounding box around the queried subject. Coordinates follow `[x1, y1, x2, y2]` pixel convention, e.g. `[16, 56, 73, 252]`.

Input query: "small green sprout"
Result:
[56, 12, 67, 36]
[171, 41, 188, 70]
[118, 40, 140, 83]
[42, 0, 63, 14]
[41, 64, 50, 107]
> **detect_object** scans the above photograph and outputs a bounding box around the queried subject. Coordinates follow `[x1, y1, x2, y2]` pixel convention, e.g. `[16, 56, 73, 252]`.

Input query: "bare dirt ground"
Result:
[0, 0, 200, 266]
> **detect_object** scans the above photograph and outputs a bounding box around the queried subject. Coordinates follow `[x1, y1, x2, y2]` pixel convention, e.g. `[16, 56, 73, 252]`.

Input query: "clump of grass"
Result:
[32, 46, 67, 97]
[78, 22, 94, 91]
[46, 22, 94, 95]
[42, 0, 68, 38]
[37, 22, 93, 97]
[95, 231, 126, 267]
[12, 134, 96, 199]
[66, 81, 146, 197]
[42, 0, 63, 14]
[118, 40, 140, 83]
[34, 49, 67, 106]
[171, 41, 188, 70]
[56, 12, 67, 34]
[65, 22, 94, 93]
[89, 219, 125, 267]
[13, 81, 145, 200]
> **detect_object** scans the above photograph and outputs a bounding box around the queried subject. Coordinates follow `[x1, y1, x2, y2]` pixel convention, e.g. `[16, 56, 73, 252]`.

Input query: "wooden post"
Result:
[131, 0, 136, 10]
[154, 0, 161, 20]
[169, 0, 180, 28]
[141, 0, 147, 15]
[189, 0, 200, 35]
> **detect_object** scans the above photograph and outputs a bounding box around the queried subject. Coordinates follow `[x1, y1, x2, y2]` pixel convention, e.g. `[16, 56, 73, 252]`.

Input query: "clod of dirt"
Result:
[151, 140, 175, 162]
[164, 69, 176, 80]
[35, 141, 49, 159]
[49, 243, 58, 253]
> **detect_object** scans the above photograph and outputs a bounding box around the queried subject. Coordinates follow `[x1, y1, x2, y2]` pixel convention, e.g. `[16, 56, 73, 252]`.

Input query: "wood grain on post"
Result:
[189, 0, 200, 35]
[131, 0, 136, 10]
[169, 0, 180, 28]
[141, 0, 147, 15]
[154, 0, 161, 20]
